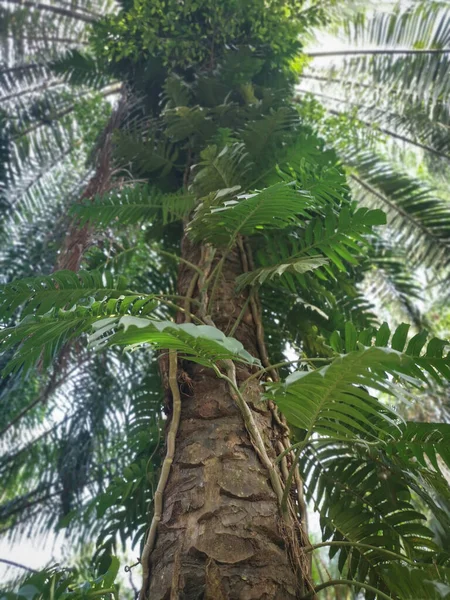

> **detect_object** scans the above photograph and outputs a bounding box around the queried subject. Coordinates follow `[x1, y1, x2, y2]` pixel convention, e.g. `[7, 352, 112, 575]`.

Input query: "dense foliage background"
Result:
[1, 0, 450, 598]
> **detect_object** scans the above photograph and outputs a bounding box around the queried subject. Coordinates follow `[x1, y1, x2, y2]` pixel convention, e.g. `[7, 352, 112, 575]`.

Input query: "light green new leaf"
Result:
[92, 317, 260, 367]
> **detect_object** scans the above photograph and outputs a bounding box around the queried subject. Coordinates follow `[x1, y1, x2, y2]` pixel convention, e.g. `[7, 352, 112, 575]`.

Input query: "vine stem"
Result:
[228, 293, 252, 337]
[299, 579, 393, 600]
[157, 299, 204, 325]
[281, 447, 301, 516]
[305, 541, 413, 564]
[198, 245, 216, 320]
[158, 249, 204, 276]
[213, 360, 290, 525]
[139, 349, 181, 600]
[241, 358, 331, 388]
[183, 272, 200, 324]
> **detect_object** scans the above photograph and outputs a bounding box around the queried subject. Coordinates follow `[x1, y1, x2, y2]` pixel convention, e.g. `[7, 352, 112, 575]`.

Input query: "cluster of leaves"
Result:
[0, 557, 120, 600]
[2, 0, 450, 598]
[91, 0, 312, 69]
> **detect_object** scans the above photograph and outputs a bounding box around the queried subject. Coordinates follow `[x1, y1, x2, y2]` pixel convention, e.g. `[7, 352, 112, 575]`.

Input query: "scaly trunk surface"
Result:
[145, 236, 307, 599]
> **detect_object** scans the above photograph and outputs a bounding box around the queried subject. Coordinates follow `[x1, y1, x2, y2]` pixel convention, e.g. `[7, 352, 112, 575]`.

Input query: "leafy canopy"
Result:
[2, 0, 450, 599]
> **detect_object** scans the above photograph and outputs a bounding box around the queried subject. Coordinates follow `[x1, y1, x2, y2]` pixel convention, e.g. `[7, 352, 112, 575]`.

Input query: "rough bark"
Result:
[145, 238, 307, 599]
[56, 91, 125, 271]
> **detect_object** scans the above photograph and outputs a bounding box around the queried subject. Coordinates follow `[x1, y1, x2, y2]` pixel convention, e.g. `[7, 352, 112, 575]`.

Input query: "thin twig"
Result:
[159, 250, 204, 277]
[0, 558, 38, 573]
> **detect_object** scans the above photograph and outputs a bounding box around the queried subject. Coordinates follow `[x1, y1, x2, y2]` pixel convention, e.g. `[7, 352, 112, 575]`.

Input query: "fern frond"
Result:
[270, 346, 403, 441]
[113, 130, 179, 178]
[164, 105, 216, 142]
[0, 270, 131, 319]
[72, 185, 196, 228]
[381, 564, 450, 600]
[191, 142, 252, 197]
[330, 321, 450, 384]
[189, 182, 314, 244]
[385, 421, 450, 474]
[236, 256, 328, 290]
[301, 441, 441, 598]
[241, 207, 386, 291]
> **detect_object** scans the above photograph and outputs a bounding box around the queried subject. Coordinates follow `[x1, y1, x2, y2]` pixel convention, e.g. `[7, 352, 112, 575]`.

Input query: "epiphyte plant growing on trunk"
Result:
[1, 0, 450, 599]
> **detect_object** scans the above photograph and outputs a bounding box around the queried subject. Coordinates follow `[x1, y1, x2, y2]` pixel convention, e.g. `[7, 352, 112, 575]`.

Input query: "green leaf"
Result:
[95, 318, 260, 367]
[189, 182, 313, 244]
[72, 184, 195, 227]
[270, 346, 404, 440]
[0, 270, 133, 319]
[235, 256, 328, 290]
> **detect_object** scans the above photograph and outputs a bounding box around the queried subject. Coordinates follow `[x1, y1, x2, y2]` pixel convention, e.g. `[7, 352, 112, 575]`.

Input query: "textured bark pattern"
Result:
[146, 239, 300, 599]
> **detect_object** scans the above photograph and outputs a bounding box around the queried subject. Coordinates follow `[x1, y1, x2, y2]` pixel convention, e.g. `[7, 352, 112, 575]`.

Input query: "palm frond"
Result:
[330, 3, 450, 105]
[189, 181, 314, 244]
[72, 185, 196, 228]
[241, 206, 385, 292]
[347, 149, 450, 270]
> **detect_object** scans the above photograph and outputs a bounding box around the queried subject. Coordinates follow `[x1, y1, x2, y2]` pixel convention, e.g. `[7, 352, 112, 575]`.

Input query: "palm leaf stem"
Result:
[350, 174, 443, 245]
[307, 49, 450, 58]
[3, 0, 97, 22]
[0, 361, 84, 438]
[1, 79, 62, 103]
[299, 73, 372, 91]
[0, 409, 82, 464]
[5, 35, 89, 46]
[296, 90, 450, 160]
[0, 558, 38, 572]
[11, 83, 122, 141]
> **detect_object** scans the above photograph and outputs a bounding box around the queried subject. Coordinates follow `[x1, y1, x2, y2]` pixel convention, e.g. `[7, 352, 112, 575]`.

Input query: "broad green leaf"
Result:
[93, 317, 260, 367]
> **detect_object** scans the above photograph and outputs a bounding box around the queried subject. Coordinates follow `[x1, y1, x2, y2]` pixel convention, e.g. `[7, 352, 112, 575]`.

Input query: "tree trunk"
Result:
[145, 237, 308, 599]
